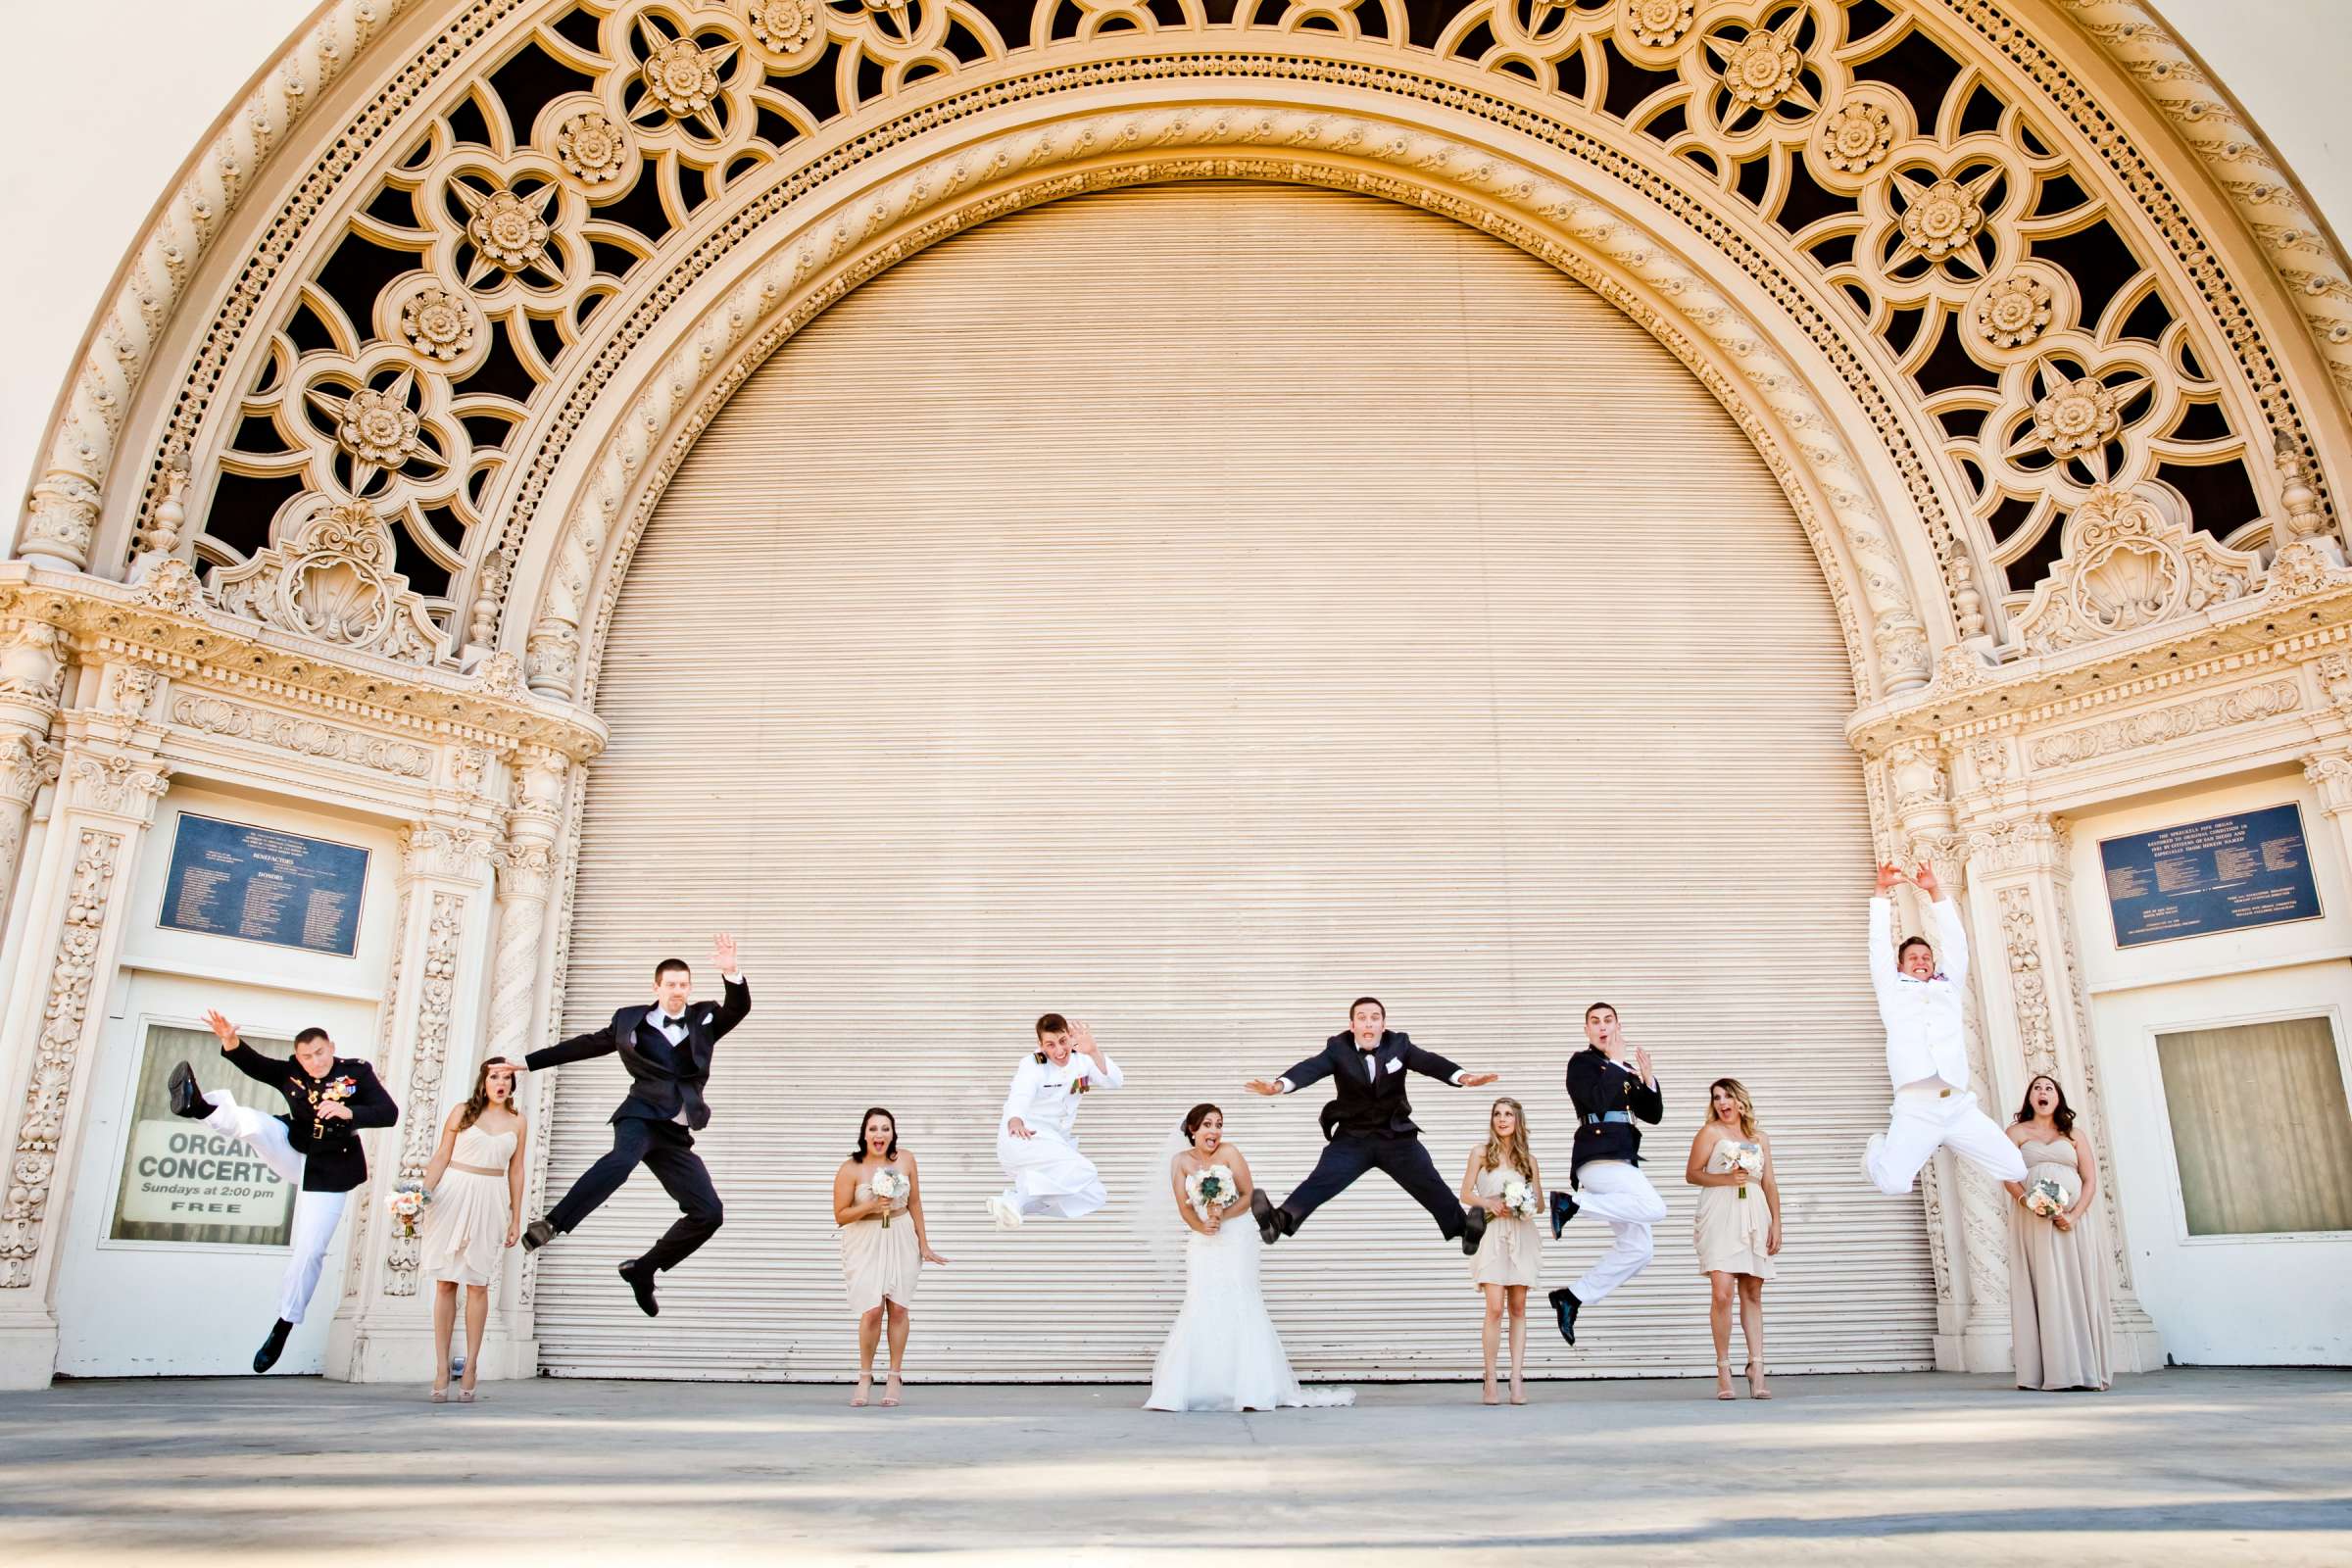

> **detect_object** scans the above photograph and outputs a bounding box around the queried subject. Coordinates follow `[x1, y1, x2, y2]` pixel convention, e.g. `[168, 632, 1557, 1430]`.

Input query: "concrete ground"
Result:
[2, 1368, 2346, 1565]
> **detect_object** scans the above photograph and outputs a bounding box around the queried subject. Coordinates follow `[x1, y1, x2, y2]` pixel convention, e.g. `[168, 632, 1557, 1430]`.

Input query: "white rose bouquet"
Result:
[869, 1167, 909, 1227]
[385, 1180, 430, 1240]
[1728, 1142, 1764, 1200]
[1499, 1178, 1542, 1222]
[1185, 1163, 1237, 1221]
[2022, 1175, 2072, 1219]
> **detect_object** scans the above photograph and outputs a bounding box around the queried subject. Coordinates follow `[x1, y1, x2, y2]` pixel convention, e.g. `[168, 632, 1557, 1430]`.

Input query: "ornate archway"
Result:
[3, 0, 2350, 1383]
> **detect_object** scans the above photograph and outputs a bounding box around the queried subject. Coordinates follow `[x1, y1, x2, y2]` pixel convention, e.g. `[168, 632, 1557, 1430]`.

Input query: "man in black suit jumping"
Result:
[510, 935, 747, 1316]
[1244, 997, 1500, 1254]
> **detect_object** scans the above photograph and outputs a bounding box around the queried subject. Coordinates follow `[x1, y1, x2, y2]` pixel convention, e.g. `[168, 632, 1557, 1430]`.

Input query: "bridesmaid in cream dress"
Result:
[2004, 1075, 2111, 1391]
[1685, 1078, 1782, 1400]
[1459, 1098, 1544, 1406]
[833, 1107, 947, 1408]
[419, 1056, 526, 1402]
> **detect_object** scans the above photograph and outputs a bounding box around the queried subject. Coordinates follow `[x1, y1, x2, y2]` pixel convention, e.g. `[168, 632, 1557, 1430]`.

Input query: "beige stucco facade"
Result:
[3, 0, 2350, 1387]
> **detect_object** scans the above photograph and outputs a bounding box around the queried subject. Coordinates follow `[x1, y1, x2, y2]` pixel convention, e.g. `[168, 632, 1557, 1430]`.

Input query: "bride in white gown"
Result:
[1143, 1103, 1353, 1412]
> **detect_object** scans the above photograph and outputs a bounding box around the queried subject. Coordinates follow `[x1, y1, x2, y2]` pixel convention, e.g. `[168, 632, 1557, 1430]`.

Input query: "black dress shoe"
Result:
[1459, 1205, 1490, 1256]
[1250, 1189, 1283, 1246]
[617, 1258, 659, 1317]
[1547, 1287, 1581, 1347]
[252, 1318, 294, 1373]
[168, 1061, 209, 1121]
[521, 1217, 554, 1251]
[1549, 1189, 1579, 1239]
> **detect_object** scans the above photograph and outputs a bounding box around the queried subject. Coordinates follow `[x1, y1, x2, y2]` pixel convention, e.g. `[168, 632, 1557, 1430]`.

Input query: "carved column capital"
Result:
[399, 820, 500, 885]
[1958, 811, 2069, 880]
[2304, 751, 2352, 815]
[60, 750, 170, 825]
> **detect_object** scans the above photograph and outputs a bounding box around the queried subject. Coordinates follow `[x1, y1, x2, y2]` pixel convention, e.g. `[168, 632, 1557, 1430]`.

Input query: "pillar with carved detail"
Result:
[1885, 740, 2016, 1371]
[322, 819, 498, 1383]
[476, 751, 565, 1378]
[0, 695, 171, 1387]
[1958, 810, 2166, 1374]
[0, 620, 67, 916]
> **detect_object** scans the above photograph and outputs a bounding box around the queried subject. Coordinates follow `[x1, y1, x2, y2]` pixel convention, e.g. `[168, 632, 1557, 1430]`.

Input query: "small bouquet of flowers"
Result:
[1500, 1178, 1542, 1222]
[1728, 1142, 1764, 1199]
[869, 1167, 909, 1227]
[385, 1180, 430, 1240]
[2022, 1175, 2072, 1219]
[1185, 1163, 1237, 1221]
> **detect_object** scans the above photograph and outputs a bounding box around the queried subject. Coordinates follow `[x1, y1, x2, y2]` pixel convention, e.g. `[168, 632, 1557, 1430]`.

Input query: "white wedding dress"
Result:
[1144, 1212, 1353, 1412]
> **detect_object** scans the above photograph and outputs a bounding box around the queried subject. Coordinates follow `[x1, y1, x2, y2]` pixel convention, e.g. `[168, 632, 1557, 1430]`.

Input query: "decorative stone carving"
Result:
[1886, 740, 1949, 815]
[1620, 0, 1692, 51]
[1996, 885, 2059, 1080]
[2009, 486, 2263, 655]
[1705, 13, 1816, 129]
[0, 828, 121, 1288]
[634, 14, 738, 136]
[1817, 96, 1895, 175]
[64, 754, 170, 820]
[477, 649, 530, 701]
[394, 282, 479, 365]
[0, 622, 66, 706]
[401, 822, 499, 883]
[171, 694, 436, 778]
[98, 664, 164, 720]
[2304, 752, 2352, 815]
[19, 470, 98, 572]
[2266, 538, 2352, 601]
[131, 558, 207, 616]
[449, 746, 493, 797]
[1973, 272, 2055, 351]
[458, 181, 561, 287]
[384, 890, 465, 1296]
[2030, 680, 2300, 768]
[1890, 168, 1998, 271]
[209, 497, 441, 665]
[554, 110, 632, 185]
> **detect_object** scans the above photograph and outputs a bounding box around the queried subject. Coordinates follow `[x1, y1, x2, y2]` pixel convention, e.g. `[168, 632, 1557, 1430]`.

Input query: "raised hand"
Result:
[1070, 1018, 1105, 1064]
[712, 932, 740, 975]
[1632, 1045, 1656, 1085]
[203, 1009, 240, 1051]
[1876, 860, 1906, 894]
[1912, 862, 1941, 901]
[1244, 1078, 1284, 1097]
[1459, 1071, 1499, 1088]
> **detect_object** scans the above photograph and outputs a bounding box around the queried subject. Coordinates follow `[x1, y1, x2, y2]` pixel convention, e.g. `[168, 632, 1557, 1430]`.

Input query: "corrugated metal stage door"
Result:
[537, 181, 1935, 1380]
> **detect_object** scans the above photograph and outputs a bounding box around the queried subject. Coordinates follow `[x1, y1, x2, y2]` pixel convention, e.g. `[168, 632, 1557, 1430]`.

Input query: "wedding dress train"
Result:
[1145, 1217, 1353, 1412]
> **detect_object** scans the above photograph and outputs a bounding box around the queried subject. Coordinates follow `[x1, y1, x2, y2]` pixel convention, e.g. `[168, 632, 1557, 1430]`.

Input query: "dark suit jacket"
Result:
[1279, 1030, 1463, 1141]
[1565, 1047, 1664, 1179]
[525, 976, 750, 1131]
[222, 1045, 398, 1194]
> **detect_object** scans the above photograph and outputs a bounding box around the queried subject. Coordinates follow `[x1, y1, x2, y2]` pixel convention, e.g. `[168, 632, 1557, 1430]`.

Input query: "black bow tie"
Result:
[657, 1013, 686, 1032]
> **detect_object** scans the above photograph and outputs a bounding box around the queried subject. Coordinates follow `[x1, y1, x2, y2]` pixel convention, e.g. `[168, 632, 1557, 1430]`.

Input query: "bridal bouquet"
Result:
[1728, 1142, 1764, 1199]
[1500, 1178, 1541, 1222]
[1185, 1164, 1237, 1221]
[870, 1167, 908, 1227]
[2022, 1176, 2072, 1219]
[385, 1181, 430, 1240]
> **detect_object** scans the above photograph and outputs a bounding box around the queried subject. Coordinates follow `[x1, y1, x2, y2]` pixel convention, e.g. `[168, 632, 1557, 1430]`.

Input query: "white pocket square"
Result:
[1386, 1057, 1402, 1074]
[701, 1012, 713, 1026]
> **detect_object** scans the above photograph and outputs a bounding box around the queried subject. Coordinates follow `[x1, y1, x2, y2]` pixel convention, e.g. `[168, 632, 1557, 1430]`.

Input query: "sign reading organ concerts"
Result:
[2098, 805, 2324, 950]
[119, 1122, 295, 1229]
[159, 813, 369, 957]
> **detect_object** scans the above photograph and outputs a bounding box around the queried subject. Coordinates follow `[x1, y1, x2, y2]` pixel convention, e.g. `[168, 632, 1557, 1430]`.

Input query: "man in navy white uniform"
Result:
[1861, 860, 2027, 1195]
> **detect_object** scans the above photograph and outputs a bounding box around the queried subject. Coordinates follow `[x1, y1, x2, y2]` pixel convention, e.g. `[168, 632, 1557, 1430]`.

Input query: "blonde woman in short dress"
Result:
[419, 1056, 526, 1402]
[833, 1107, 947, 1407]
[1460, 1097, 1544, 1406]
[1686, 1077, 1781, 1400]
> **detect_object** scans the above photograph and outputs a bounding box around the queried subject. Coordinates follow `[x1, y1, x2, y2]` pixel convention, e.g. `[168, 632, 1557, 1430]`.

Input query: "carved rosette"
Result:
[385, 890, 466, 1297]
[0, 829, 122, 1288]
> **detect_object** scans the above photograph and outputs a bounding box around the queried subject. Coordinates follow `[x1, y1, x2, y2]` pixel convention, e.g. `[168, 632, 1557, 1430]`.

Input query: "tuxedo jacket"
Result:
[1280, 1030, 1464, 1141]
[223, 1044, 398, 1193]
[526, 976, 750, 1131]
[1564, 1047, 1664, 1179]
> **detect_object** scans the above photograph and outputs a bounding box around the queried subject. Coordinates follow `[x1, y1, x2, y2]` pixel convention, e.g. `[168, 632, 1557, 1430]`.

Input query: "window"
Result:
[2154, 1016, 2352, 1237]
[109, 1023, 297, 1246]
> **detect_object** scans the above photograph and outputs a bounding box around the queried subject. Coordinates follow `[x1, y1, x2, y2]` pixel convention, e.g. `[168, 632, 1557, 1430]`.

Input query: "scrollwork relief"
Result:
[384, 890, 466, 1297]
[210, 497, 441, 665]
[2029, 679, 2300, 768]
[2008, 486, 2262, 657]
[172, 695, 437, 779]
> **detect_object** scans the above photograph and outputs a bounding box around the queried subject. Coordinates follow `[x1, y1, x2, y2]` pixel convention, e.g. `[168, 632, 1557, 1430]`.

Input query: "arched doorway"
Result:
[535, 179, 1931, 1380]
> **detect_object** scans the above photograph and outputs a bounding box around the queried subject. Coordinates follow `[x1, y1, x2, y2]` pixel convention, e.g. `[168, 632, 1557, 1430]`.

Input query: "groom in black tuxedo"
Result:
[512, 935, 748, 1316]
[1246, 997, 1500, 1254]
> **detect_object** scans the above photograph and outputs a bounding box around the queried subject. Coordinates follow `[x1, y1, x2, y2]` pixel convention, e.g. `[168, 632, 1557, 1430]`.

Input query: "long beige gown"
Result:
[2008, 1136, 2112, 1391]
[1468, 1164, 1543, 1288]
[1693, 1136, 1776, 1278]
[839, 1164, 919, 1314]
[419, 1124, 515, 1287]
